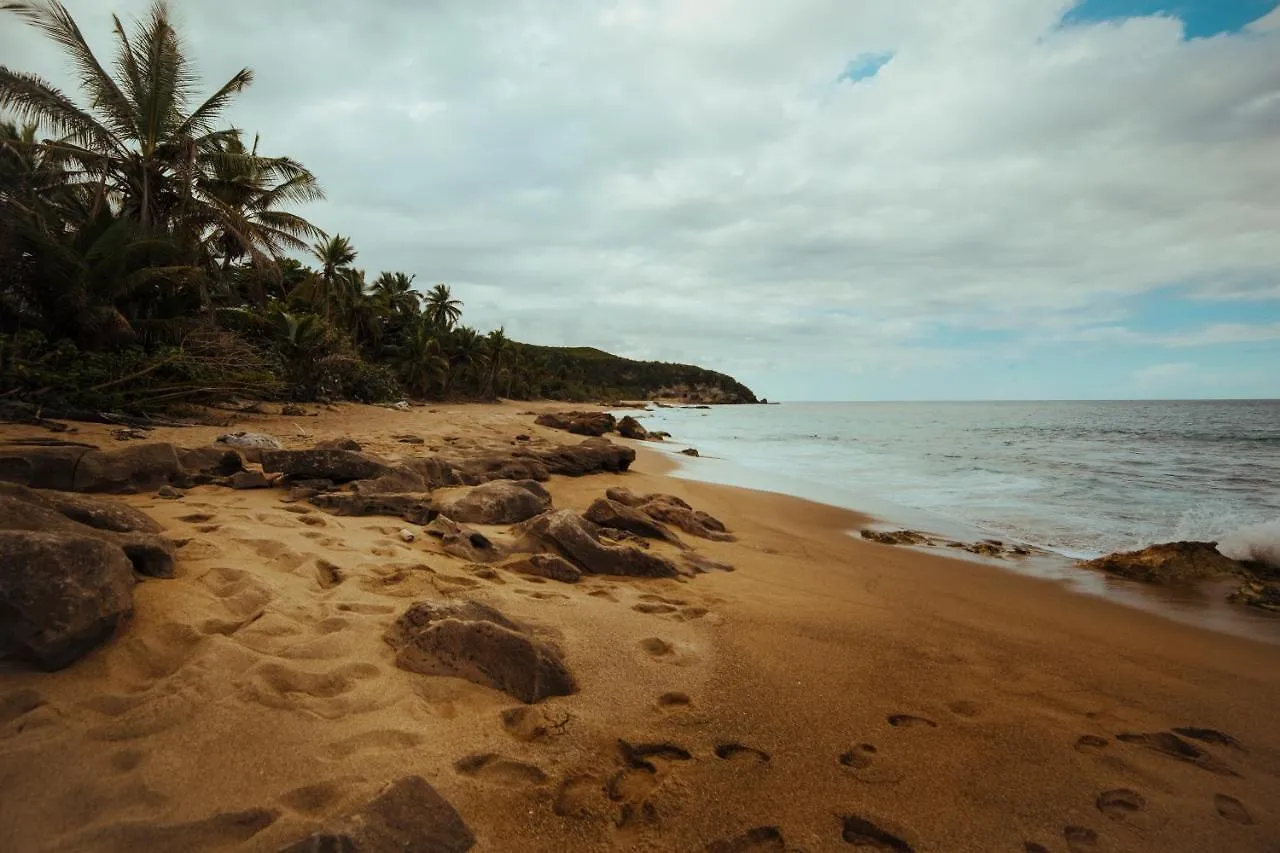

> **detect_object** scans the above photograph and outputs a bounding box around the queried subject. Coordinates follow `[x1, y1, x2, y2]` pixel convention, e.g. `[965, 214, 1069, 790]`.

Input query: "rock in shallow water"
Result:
[1080, 541, 1244, 584]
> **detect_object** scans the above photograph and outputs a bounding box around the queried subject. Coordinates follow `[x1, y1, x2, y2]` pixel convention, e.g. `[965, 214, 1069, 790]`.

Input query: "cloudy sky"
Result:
[4, 0, 1279, 400]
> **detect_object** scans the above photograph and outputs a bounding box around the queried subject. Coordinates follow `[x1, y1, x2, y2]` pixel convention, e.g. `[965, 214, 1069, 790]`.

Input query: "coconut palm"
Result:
[483, 326, 510, 397]
[200, 132, 325, 285]
[424, 282, 462, 331]
[394, 317, 449, 396]
[305, 234, 356, 319]
[0, 1, 251, 230]
[371, 271, 420, 317]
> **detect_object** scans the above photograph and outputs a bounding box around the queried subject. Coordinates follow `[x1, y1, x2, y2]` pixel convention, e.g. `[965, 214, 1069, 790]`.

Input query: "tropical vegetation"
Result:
[0, 1, 756, 414]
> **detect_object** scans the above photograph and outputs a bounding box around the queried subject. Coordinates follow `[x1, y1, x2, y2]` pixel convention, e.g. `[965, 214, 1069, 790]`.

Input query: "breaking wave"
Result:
[1217, 518, 1280, 569]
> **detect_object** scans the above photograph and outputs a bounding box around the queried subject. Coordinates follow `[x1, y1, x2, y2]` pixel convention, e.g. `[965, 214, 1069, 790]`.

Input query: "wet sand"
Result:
[1, 401, 1277, 852]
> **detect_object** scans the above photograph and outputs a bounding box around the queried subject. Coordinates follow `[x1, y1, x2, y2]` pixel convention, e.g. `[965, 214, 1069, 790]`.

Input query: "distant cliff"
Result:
[517, 345, 759, 404]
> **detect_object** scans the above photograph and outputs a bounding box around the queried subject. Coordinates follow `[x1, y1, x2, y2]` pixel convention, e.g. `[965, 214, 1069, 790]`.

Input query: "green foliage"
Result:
[0, 1, 758, 413]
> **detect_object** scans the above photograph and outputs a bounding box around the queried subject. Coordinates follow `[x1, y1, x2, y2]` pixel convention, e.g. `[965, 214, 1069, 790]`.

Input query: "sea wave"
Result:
[1217, 518, 1280, 569]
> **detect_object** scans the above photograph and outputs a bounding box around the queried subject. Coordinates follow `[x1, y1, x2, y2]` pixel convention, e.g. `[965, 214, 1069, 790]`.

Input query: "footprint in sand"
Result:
[1115, 731, 1238, 776]
[314, 558, 346, 589]
[715, 742, 770, 763]
[1074, 734, 1109, 753]
[178, 512, 217, 524]
[1214, 793, 1253, 825]
[0, 688, 47, 726]
[947, 700, 980, 717]
[841, 815, 914, 851]
[707, 825, 787, 852]
[553, 773, 606, 819]
[640, 637, 674, 657]
[58, 807, 279, 852]
[323, 729, 424, 760]
[838, 743, 904, 785]
[1172, 726, 1244, 751]
[1096, 788, 1145, 820]
[633, 602, 680, 614]
[1023, 844, 1050, 853]
[657, 692, 692, 709]
[1063, 825, 1099, 852]
[279, 779, 355, 815]
[454, 752, 548, 786]
[887, 714, 937, 729]
[240, 661, 383, 720]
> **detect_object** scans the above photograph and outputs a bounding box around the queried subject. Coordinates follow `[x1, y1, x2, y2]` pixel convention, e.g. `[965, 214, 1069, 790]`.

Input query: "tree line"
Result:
[0, 1, 757, 413]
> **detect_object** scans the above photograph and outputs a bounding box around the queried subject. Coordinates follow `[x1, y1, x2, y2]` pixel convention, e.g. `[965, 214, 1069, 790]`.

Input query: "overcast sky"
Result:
[3, 0, 1278, 400]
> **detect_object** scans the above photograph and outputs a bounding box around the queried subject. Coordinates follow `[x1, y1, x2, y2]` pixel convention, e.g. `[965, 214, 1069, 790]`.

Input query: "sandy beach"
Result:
[1, 401, 1277, 853]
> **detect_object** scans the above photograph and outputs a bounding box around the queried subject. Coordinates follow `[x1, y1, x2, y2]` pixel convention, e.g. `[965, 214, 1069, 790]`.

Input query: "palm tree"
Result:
[483, 326, 510, 397]
[393, 317, 448, 396]
[306, 234, 356, 319]
[423, 282, 462, 331]
[371, 271, 420, 317]
[0, 1, 252, 231]
[446, 325, 484, 395]
[200, 132, 324, 291]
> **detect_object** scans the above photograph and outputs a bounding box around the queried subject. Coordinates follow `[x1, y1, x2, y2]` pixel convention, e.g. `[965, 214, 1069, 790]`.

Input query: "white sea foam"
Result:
[1217, 518, 1280, 568]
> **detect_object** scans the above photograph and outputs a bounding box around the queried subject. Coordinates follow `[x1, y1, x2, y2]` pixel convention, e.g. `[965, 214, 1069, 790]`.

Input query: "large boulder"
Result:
[435, 480, 552, 525]
[279, 776, 475, 853]
[350, 466, 429, 495]
[260, 448, 393, 483]
[1081, 541, 1245, 584]
[0, 531, 135, 670]
[72, 443, 190, 493]
[0, 445, 92, 490]
[583, 497, 686, 548]
[438, 453, 549, 486]
[385, 600, 576, 704]
[616, 415, 648, 440]
[534, 438, 635, 476]
[521, 509, 680, 578]
[0, 485, 176, 578]
[535, 411, 616, 437]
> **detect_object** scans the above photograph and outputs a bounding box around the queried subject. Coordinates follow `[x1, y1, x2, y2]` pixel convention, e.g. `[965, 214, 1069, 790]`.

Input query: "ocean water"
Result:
[627, 400, 1280, 562]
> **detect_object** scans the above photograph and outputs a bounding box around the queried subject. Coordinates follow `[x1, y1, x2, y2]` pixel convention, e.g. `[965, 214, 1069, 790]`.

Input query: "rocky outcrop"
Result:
[617, 416, 648, 440]
[279, 776, 475, 853]
[434, 480, 552, 525]
[385, 600, 576, 704]
[680, 448, 700, 457]
[521, 510, 681, 578]
[533, 438, 635, 477]
[0, 484, 176, 579]
[862, 529, 929, 546]
[1081, 541, 1244, 584]
[260, 448, 393, 483]
[505, 554, 583, 584]
[535, 411, 617, 437]
[0, 531, 136, 670]
[0, 441, 249, 493]
[424, 516, 505, 563]
[583, 498, 686, 548]
[602, 486, 732, 541]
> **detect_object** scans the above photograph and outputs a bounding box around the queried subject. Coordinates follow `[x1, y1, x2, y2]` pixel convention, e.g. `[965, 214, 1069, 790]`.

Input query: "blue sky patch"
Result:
[1060, 0, 1279, 38]
[839, 51, 895, 83]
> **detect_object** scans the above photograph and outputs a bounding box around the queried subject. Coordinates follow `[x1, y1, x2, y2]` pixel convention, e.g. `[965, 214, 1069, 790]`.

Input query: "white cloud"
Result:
[4, 0, 1279, 398]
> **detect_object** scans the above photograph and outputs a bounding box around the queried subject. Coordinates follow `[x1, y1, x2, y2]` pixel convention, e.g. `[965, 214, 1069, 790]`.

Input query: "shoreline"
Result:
[2, 401, 1278, 851]
[620, 416, 1280, 647]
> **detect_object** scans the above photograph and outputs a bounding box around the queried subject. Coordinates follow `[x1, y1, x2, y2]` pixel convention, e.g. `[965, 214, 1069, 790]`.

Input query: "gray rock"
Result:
[260, 449, 393, 483]
[434, 480, 552, 525]
[279, 776, 474, 853]
[0, 531, 135, 670]
[385, 600, 576, 703]
[617, 415, 648, 440]
[215, 432, 283, 463]
[157, 485, 184, 499]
